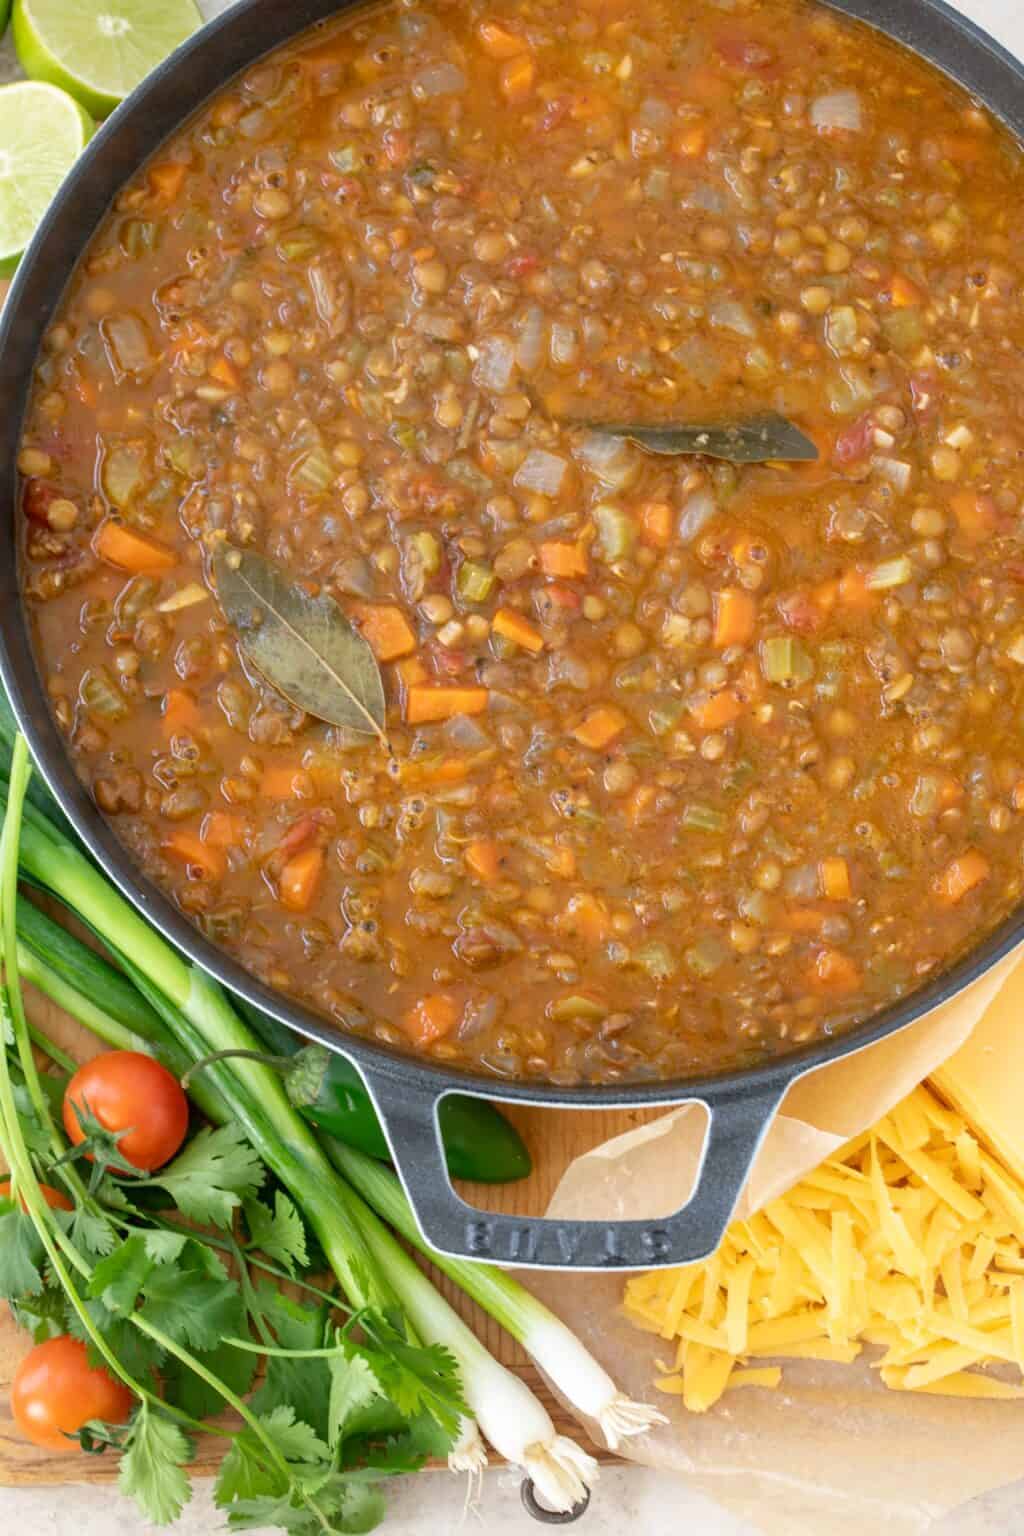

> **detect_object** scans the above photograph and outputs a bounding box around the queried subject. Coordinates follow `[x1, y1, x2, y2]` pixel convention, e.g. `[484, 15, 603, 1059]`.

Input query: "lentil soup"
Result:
[18, 0, 1024, 1087]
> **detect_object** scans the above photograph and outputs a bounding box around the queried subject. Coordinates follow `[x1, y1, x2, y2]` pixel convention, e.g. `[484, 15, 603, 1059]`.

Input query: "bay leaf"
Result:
[574, 412, 818, 464]
[212, 546, 387, 745]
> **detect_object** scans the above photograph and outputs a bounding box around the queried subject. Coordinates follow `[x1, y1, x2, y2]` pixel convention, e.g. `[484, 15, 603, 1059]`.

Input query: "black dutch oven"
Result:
[2, 0, 1023, 1275]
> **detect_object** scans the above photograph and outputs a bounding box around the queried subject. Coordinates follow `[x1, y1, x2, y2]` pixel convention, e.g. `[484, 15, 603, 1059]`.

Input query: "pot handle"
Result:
[355, 1066, 788, 1270]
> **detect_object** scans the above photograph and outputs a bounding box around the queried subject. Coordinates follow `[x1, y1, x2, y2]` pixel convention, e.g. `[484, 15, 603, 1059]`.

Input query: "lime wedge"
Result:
[0, 81, 93, 276]
[12, 0, 201, 119]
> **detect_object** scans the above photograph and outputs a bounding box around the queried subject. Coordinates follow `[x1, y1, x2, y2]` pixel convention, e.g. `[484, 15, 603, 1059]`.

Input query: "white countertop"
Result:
[3, 0, 1024, 1532]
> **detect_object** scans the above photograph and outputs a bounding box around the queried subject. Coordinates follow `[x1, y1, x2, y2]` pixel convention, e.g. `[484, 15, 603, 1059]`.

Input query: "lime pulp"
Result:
[0, 80, 93, 276]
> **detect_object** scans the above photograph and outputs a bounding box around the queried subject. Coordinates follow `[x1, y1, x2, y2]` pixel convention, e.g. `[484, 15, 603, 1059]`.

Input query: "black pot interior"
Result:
[2, 0, 1024, 1110]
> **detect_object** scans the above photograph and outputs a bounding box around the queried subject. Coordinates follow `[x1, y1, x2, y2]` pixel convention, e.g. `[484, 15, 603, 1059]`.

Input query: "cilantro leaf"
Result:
[332, 1480, 387, 1534]
[256, 1405, 330, 1466]
[89, 1235, 153, 1313]
[12, 1082, 51, 1158]
[359, 1329, 464, 1441]
[244, 1192, 308, 1276]
[119, 1405, 193, 1526]
[250, 1284, 332, 1440]
[0, 1206, 45, 1299]
[328, 1351, 382, 1446]
[66, 1297, 165, 1382]
[162, 1336, 259, 1420]
[144, 1230, 188, 1264]
[148, 1124, 263, 1227]
[139, 1249, 245, 1352]
[226, 1495, 316, 1534]
[68, 1201, 118, 1258]
[10, 1282, 67, 1343]
[215, 1434, 280, 1508]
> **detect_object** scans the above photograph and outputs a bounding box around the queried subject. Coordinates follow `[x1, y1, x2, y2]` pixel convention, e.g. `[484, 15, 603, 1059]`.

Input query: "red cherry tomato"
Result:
[12, 1336, 135, 1453]
[63, 1051, 188, 1172]
[0, 1178, 73, 1212]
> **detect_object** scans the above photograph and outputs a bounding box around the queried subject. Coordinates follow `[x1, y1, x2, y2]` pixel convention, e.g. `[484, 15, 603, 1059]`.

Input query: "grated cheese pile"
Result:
[623, 1083, 1024, 1412]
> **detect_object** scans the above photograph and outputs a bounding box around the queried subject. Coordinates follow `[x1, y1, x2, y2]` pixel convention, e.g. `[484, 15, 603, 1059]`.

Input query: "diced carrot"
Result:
[639, 501, 674, 547]
[689, 690, 744, 731]
[785, 907, 828, 934]
[674, 121, 708, 158]
[466, 839, 504, 883]
[162, 688, 200, 738]
[938, 775, 964, 809]
[572, 706, 628, 750]
[94, 519, 176, 573]
[558, 893, 610, 945]
[405, 686, 489, 725]
[279, 846, 324, 913]
[261, 765, 304, 799]
[478, 19, 528, 58]
[950, 491, 997, 543]
[148, 162, 187, 203]
[394, 656, 429, 689]
[500, 53, 536, 103]
[539, 541, 588, 580]
[492, 607, 544, 653]
[820, 856, 852, 901]
[209, 354, 240, 389]
[421, 758, 470, 784]
[713, 587, 757, 649]
[808, 947, 861, 993]
[352, 602, 417, 662]
[837, 566, 878, 611]
[888, 273, 923, 308]
[201, 811, 247, 850]
[163, 830, 225, 883]
[934, 849, 990, 905]
[403, 994, 460, 1047]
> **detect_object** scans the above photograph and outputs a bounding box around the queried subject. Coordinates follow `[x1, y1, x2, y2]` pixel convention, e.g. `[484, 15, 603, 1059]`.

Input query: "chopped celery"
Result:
[457, 561, 496, 603]
[682, 803, 726, 833]
[411, 530, 441, 576]
[595, 503, 636, 562]
[276, 227, 321, 262]
[867, 556, 912, 590]
[761, 635, 814, 685]
[289, 442, 334, 493]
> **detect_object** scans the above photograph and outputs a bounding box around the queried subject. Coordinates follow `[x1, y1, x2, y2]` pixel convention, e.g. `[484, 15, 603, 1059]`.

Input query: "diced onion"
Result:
[515, 306, 547, 373]
[474, 335, 516, 393]
[549, 322, 580, 368]
[709, 298, 756, 338]
[515, 448, 568, 496]
[873, 456, 912, 493]
[811, 90, 863, 133]
[678, 488, 717, 543]
[412, 61, 467, 99]
[575, 432, 635, 491]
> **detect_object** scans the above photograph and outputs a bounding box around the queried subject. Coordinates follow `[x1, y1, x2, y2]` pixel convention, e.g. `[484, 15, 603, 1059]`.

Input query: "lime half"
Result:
[0, 81, 93, 276]
[13, 0, 201, 119]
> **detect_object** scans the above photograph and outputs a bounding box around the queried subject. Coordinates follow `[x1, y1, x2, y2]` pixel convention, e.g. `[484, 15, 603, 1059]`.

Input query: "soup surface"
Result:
[18, 0, 1024, 1086]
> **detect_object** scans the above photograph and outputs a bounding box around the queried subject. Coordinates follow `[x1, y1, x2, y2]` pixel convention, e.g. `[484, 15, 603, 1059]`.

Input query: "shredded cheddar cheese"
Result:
[623, 1083, 1024, 1411]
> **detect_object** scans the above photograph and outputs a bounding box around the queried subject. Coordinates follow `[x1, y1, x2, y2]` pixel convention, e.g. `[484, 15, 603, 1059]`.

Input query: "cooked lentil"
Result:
[18, 0, 1024, 1085]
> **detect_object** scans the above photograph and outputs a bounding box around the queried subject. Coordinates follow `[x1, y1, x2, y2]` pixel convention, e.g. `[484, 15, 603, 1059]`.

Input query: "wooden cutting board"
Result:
[0, 970, 661, 1486]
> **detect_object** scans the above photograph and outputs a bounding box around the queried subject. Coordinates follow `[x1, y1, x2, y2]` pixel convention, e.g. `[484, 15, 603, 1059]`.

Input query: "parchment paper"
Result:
[527, 947, 1024, 1535]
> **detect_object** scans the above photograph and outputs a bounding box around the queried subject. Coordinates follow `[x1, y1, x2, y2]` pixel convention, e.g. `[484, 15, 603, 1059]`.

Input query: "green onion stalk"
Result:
[0, 738, 632, 1502]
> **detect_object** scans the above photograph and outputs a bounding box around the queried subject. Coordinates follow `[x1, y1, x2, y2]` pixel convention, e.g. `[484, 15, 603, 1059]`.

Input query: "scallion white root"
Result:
[325, 1142, 668, 1452]
[352, 1194, 598, 1512]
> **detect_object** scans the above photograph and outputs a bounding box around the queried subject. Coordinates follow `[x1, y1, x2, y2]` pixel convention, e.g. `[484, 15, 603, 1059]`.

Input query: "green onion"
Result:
[682, 803, 726, 834]
[595, 503, 636, 562]
[456, 561, 496, 603]
[761, 635, 814, 685]
[322, 1142, 667, 1456]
